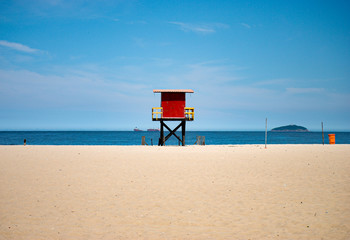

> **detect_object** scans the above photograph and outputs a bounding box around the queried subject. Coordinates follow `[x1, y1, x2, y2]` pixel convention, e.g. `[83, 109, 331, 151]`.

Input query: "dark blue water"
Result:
[1, 131, 349, 145]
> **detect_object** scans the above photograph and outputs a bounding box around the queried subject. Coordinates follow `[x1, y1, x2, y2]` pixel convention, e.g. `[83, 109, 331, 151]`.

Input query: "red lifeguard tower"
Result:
[152, 89, 194, 146]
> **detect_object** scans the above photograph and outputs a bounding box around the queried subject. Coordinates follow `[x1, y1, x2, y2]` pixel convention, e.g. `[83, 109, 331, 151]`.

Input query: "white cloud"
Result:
[169, 22, 228, 34]
[1, 58, 348, 130]
[286, 87, 325, 94]
[133, 37, 146, 48]
[128, 20, 147, 25]
[0, 68, 150, 111]
[150, 58, 174, 67]
[0, 40, 39, 53]
[253, 78, 290, 86]
[183, 62, 241, 84]
[241, 23, 251, 29]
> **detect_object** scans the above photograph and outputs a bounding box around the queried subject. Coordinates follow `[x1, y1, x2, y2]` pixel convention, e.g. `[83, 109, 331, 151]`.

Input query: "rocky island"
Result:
[271, 124, 309, 132]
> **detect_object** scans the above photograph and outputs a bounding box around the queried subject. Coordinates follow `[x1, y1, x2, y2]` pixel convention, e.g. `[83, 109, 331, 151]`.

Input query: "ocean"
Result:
[1, 131, 350, 145]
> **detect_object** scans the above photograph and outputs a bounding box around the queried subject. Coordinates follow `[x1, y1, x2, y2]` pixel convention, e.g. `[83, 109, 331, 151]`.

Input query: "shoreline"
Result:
[1, 143, 350, 146]
[1, 145, 349, 239]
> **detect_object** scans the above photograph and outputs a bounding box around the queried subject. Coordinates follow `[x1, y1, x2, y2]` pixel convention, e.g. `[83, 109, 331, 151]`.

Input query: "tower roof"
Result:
[153, 89, 194, 93]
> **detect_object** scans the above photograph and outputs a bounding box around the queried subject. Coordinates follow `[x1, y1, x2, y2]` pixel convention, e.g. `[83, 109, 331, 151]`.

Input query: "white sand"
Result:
[0, 145, 349, 239]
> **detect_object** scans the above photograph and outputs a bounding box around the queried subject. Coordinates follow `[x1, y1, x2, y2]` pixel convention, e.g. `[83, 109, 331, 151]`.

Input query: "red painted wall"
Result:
[161, 92, 185, 118]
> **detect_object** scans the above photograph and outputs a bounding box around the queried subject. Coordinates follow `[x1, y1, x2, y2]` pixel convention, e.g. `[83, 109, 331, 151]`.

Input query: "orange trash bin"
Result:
[328, 134, 335, 144]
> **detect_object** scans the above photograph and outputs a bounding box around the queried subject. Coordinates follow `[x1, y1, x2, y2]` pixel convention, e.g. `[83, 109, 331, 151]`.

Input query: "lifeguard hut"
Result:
[152, 89, 194, 146]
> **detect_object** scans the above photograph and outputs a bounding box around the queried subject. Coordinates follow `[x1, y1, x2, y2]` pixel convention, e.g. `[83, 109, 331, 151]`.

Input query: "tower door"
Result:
[161, 92, 185, 118]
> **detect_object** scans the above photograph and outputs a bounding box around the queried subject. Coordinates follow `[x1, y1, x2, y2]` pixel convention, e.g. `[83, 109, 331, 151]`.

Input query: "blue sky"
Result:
[0, 0, 349, 131]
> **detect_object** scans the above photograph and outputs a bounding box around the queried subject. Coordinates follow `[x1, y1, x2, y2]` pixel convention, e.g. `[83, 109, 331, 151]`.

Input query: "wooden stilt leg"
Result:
[159, 120, 164, 146]
[158, 120, 187, 146]
[182, 120, 186, 146]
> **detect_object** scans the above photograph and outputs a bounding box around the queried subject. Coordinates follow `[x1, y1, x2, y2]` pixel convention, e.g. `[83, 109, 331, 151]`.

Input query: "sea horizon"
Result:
[1, 129, 350, 132]
[1, 130, 350, 145]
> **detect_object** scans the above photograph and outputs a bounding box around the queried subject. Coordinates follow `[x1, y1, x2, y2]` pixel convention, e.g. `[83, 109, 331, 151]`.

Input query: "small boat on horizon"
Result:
[134, 127, 143, 132]
[147, 128, 160, 132]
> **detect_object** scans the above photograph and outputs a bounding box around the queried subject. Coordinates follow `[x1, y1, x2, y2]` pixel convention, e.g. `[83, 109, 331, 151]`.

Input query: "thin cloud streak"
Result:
[0, 40, 39, 53]
[0, 68, 149, 111]
[286, 88, 325, 94]
[169, 22, 228, 34]
[240, 23, 251, 29]
[253, 78, 290, 86]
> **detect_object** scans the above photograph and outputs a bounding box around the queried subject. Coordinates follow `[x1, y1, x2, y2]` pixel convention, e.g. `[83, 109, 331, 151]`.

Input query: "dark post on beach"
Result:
[24, 139, 26, 146]
[322, 122, 324, 145]
[141, 136, 146, 146]
[265, 118, 267, 149]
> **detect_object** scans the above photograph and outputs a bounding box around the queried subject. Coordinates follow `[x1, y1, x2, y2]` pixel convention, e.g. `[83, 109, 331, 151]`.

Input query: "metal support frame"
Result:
[158, 120, 186, 146]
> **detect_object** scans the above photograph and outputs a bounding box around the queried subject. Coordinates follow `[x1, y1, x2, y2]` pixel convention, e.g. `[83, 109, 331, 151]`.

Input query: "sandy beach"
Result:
[0, 145, 349, 239]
